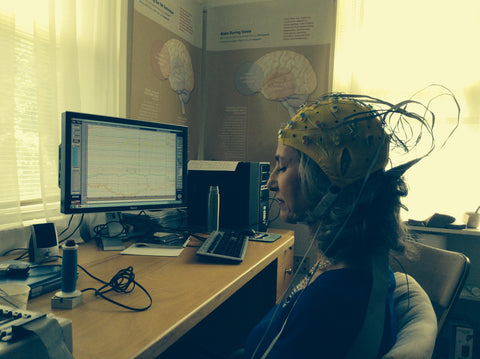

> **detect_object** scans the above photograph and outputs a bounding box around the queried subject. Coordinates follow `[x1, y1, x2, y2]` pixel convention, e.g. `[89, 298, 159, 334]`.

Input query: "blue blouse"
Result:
[243, 268, 397, 358]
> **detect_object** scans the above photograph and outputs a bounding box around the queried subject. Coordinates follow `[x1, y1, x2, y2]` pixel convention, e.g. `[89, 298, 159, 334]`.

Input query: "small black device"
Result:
[0, 262, 30, 278]
[29, 223, 59, 264]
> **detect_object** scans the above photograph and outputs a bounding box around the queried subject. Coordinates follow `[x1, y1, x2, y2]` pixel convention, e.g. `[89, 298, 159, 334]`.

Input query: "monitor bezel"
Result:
[59, 111, 188, 214]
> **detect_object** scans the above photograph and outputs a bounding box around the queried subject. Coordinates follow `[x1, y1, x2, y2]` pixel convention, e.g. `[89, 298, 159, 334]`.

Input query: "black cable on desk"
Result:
[189, 233, 207, 242]
[186, 244, 202, 248]
[78, 264, 152, 312]
[14, 251, 29, 261]
[0, 248, 28, 257]
[58, 214, 85, 244]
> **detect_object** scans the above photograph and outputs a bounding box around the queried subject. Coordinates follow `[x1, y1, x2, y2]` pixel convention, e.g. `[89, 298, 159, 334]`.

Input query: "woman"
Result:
[242, 93, 428, 358]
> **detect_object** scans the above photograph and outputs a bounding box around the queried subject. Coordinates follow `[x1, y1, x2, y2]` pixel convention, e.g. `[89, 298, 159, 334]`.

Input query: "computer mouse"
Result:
[134, 243, 150, 248]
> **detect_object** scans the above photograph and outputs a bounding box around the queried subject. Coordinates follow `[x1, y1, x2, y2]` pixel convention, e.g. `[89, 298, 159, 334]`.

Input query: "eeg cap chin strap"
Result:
[303, 185, 341, 223]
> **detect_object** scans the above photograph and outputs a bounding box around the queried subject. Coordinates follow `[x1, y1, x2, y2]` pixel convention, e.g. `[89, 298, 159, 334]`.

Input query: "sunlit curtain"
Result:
[0, 0, 125, 232]
[333, 0, 480, 221]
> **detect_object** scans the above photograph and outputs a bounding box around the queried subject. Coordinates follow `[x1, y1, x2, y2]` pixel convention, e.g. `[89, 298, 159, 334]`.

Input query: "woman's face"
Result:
[267, 143, 309, 223]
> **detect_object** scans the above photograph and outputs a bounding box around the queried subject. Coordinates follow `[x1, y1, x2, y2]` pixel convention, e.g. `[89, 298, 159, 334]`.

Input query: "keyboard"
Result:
[197, 231, 248, 262]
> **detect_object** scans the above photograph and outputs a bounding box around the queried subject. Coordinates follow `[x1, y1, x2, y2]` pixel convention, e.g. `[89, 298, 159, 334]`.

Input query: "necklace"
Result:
[283, 257, 331, 306]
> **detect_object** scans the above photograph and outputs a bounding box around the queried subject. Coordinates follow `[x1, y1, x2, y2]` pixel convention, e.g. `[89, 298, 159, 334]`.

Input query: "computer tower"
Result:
[187, 161, 270, 232]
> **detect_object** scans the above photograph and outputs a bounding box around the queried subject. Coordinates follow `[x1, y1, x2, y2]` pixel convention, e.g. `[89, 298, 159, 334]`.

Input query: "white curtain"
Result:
[333, 0, 480, 221]
[0, 0, 126, 232]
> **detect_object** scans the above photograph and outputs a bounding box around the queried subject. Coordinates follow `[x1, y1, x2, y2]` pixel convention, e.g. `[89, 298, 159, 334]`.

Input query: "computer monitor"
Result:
[59, 111, 188, 216]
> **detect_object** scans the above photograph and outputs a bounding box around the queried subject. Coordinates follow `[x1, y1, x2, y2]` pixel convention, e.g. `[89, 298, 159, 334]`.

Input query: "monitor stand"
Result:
[100, 212, 125, 251]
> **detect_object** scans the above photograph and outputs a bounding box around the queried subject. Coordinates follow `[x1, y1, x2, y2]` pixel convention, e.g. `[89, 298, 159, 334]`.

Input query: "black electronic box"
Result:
[187, 161, 270, 232]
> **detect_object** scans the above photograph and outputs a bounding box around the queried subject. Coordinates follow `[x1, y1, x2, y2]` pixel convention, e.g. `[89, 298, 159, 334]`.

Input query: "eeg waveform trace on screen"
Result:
[60, 111, 188, 214]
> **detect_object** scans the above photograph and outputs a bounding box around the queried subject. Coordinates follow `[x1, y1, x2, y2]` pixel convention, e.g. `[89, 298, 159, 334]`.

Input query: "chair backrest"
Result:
[381, 273, 438, 359]
[389, 240, 470, 332]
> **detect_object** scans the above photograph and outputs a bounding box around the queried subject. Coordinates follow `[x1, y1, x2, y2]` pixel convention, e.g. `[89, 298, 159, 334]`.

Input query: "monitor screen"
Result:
[59, 111, 188, 214]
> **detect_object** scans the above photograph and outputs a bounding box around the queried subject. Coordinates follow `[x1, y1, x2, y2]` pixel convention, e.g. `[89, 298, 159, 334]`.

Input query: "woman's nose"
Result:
[267, 173, 278, 191]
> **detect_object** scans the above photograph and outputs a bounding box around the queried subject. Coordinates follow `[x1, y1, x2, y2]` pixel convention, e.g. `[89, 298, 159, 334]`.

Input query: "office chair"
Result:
[232, 240, 469, 359]
[381, 272, 438, 359]
[380, 240, 470, 358]
[389, 239, 470, 332]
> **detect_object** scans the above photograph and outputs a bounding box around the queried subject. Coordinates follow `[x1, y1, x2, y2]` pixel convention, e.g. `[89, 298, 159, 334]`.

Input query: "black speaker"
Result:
[29, 223, 60, 263]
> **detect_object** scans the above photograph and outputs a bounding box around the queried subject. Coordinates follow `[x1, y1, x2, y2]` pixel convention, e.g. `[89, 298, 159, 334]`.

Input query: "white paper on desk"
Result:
[121, 243, 185, 257]
[188, 160, 239, 172]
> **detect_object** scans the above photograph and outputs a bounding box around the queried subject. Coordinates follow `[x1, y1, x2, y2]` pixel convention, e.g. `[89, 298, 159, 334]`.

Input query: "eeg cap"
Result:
[278, 96, 389, 188]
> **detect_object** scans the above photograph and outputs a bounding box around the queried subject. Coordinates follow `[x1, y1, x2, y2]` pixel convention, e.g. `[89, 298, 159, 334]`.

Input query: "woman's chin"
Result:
[280, 210, 304, 224]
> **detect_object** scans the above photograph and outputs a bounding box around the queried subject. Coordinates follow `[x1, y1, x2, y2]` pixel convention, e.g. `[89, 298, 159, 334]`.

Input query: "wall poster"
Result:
[129, 0, 336, 163]
[130, 0, 203, 160]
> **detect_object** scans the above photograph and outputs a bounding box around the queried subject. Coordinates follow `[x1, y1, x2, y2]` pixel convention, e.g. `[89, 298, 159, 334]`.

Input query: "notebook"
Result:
[0, 260, 62, 298]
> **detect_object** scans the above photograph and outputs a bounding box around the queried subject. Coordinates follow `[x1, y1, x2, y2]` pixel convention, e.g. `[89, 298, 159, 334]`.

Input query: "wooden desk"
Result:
[28, 229, 294, 358]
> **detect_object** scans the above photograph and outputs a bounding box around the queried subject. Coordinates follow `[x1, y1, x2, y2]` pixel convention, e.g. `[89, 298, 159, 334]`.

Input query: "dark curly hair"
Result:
[292, 86, 460, 266]
[298, 151, 408, 266]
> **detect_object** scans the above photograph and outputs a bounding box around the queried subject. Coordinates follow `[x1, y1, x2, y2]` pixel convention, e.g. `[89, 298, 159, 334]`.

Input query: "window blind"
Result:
[0, 6, 61, 230]
[0, 1, 126, 232]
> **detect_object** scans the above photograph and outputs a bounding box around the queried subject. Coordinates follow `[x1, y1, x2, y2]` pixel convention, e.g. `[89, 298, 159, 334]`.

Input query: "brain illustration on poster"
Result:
[150, 38, 194, 114]
[235, 50, 317, 117]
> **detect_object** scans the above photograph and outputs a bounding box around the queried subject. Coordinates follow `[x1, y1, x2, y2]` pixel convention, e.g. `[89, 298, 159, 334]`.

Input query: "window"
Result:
[0, 0, 126, 231]
[334, 0, 480, 221]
